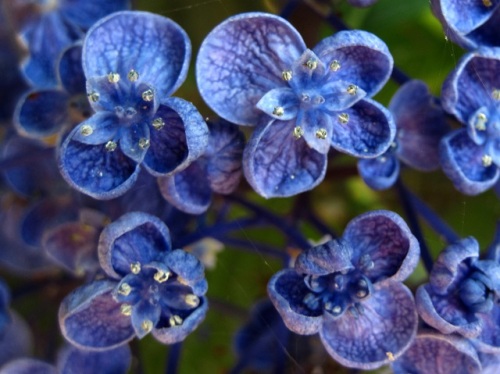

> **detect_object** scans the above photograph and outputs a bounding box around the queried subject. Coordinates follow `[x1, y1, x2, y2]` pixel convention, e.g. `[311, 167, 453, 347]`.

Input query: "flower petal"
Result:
[70, 113, 119, 145]
[267, 269, 323, 335]
[59, 279, 135, 350]
[301, 110, 333, 154]
[475, 306, 500, 353]
[98, 212, 172, 279]
[196, 12, 306, 125]
[294, 239, 354, 276]
[358, 154, 400, 190]
[243, 118, 327, 198]
[330, 98, 396, 158]
[164, 249, 207, 296]
[0, 312, 33, 367]
[0, 359, 56, 374]
[440, 129, 499, 195]
[256, 88, 299, 121]
[58, 43, 86, 95]
[319, 282, 417, 370]
[57, 344, 131, 374]
[120, 122, 150, 163]
[83, 11, 190, 97]
[343, 210, 420, 283]
[313, 30, 393, 98]
[59, 0, 131, 29]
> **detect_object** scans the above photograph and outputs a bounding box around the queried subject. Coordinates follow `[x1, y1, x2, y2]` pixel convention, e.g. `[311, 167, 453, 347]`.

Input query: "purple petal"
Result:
[267, 269, 323, 335]
[57, 344, 131, 374]
[358, 154, 400, 190]
[301, 110, 333, 154]
[59, 279, 135, 350]
[243, 118, 327, 198]
[294, 240, 354, 276]
[319, 282, 417, 370]
[330, 98, 396, 158]
[59, 0, 131, 29]
[389, 80, 450, 170]
[256, 88, 299, 121]
[0, 312, 33, 367]
[98, 212, 172, 279]
[83, 11, 190, 97]
[196, 12, 306, 125]
[0, 359, 56, 374]
[440, 129, 499, 195]
[164, 249, 207, 296]
[70, 113, 119, 145]
[120, 122, 150, 164]
[475, 306, 500, 354]
[313, 30, 393, 98]
[58, 43, 85, 95]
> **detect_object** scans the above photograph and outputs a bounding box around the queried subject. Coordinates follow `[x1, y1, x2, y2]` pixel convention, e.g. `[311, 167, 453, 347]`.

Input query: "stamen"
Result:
[138, 138, 150, 149]
[303, 293, 319, 309]
[282, 70, 292, 81]
[338, 113, 349, 124]
[475, 113, 487, 131]
[127, 69, 139, 82]
[184, 294, 200, 308]
[482, 154, 493, 167]
[105, 141, 117, 152]
[386, 352, 395, 362]
[273, 107, 284, 117]
[315, 128, 327, 139]
[293, 126, 304, 139]
[152, 118, 165, 130]
[142, 89, 154, 102]
[80, 125, 93, 136]
[130, 262, 141, 274]
[305, 59, 318, 70]
[332, 305, 342, 315]
[492, 89, 500, 100]
[120, 304, 132, 316]
[118, 283, 131, 296]
[329, 60, 341, 71]
[107, 72, 120, 83]
[141, 319, 153, 333]
[483, 0, 492, 6]
[169, 315, 183, 326]
[87, 92, 99, 103]
[154, 270, 171, 283]
[346, 85, 358, 95]
[290, 174, 295, 180]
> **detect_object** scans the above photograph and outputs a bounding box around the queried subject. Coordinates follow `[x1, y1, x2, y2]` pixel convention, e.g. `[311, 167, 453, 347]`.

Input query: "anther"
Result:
[152, 118, 165, 130]
[476, 113, 487, 131]
[331, 305, 342, 315]
[338, 113, 349, 124]
[80, 125, 93, 136]
[169, 315, 183, 326]
[154, 270, 170, 283]
[282, 70, 292, 81]
[141, 319, 153, 333]
[293, 126, 304, 139]
[118, 283, 131, 296]
[142, 89, 154, 102]
[130, 262, 141, 274]
[315, 128, 327, 139]
[305, 59, 318, 70]
[87, 91, 99, 103]
[347, 85, 358, 95]
[273, 107, 284, 117]
[493, 89, 500, 100]
[105, 141, 117, 152]
[138, 138, 150, 149]
[120, 304, 132, 316]
[483, 0, 492, 6]
[386, 352, 395, 361]
[184, 294, 200, 308]
[330, 60, 341, 71]
[482, 154, 493, 167]
[107, 72, 120, 83]
[127, 69, 139, 82]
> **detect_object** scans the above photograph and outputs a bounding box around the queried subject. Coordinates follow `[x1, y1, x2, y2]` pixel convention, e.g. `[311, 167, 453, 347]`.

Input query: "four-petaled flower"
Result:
[59, 212, 208, 350]
[196, 12, 395, 197]
[267, 210, 420, 369]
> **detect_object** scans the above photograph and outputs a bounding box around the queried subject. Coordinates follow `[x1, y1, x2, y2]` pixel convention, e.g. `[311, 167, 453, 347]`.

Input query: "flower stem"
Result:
[166, 342, 182, 374]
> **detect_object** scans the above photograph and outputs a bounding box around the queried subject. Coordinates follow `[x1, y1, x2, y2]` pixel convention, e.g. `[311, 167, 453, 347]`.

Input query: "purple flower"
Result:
[267, 210, 420, 369]
[59, 212, 208, 350]
[58, 11, 209, 199]
[440, 48, 500, 195]
[431, 0, 500, 50]
[196, 13, 395, 197]
[358, 80, 449, 190]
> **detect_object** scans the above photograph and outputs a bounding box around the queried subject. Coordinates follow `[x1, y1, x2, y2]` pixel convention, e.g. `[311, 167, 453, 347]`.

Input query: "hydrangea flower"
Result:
[440, 47, 500, 195]
[158, 120, 244, 214]
[431, 0, 500, 50]
[58, 11, 209, 199]
[392, 331, 482, 374]
[416, 237, 500, 352]
[267, 210, 420, 369]
[59, 212, 208, 350]
[358, 80, 449, 190]
[196, 12, 395, 197]
[5, 0, 129, 87]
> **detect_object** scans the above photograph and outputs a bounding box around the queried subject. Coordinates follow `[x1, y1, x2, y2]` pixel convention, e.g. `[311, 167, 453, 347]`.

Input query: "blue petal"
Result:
[319, 282, 418, 370]
[131, 300, 161, 339]
[437, 0, 499, 35]
[440, 129, 499, 195]
[59, 0, 131, 29]
[256, 88, 299, 121]
[196, 12, 306, 126]
[59, 279, 135, 350]
[267, 269, 323, 335]
[476, 306, 500, 353]
[164, 249, 207, 295]
[330, 98, 396, 158]
[358, 154, 400, 190]
[70, 113, 119, 145]
[59, 127, 141, 199]
[15, 89, 70, 138]
[120, 122, 150, 163]
[0, 312, 33, 367]
[392, 332, 481, 374]
[301, 110, 333, 154]
[343, 210, 420, 283]
[83, 11, 190, 98]
[389, 80, 450, 170]
[294, 240, 354, 276]
[288, 49, 327, 89]
[98, 212, 172, 279]
[243, 118, 327, 198]
[0, 359, 56, 374]
[313, 30, 393, 98]
[59, 43, 86, 95]
[57, 344, 131, 374]
[143, 97, 208, 176]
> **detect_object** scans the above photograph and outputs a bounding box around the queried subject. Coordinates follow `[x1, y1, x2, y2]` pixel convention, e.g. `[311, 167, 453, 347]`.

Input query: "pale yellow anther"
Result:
[330, 60, 341, 71]
[305, 59, 318, 70]
[141, 319, 153, 333]
[282, 70, 292, 81]
[184, 294, 200, 308]
[482, 154, 493, 167]
[273, 106, 284, 117]
[105, 141, 117, 152]
[152, 118, 165, 130]
[107, 72, 120, 83]
[142, 89, 154, 102]
[130, 262, 141, 274]
[120, 304, 132, 316]
[338, 113, 349, 124]
[169, 315, 183, 326]
[87, 91, 99, 103]
[293, 126, 304, 139]
[315, 128, 327, 139]
[118, 283, 131, 296]
[476, 112, 487, 131]
[80, 125, 93, 136]
[493, 89, 500, 100]
[346, 84, 358, 95]
[138, 138, 150, 149]
[386, 352, 395, 362]
[154, 270, 170, 283]
[127, 69, 139, 82]
[483, 0, 492, 7]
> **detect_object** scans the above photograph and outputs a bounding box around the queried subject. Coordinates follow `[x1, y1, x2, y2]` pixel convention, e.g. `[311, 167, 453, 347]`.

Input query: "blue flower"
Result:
[58, 11, 209, 199]
[59, 212, 208, 350]
[431, 0, 500, 50]
[158, 119, 245, 214]
[196, 13, 395, 197]
[440, 48, 500, 195]
[6, 0, 130, 87]
[358, 80, 449, 190]
[267, 210, 420, 369]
